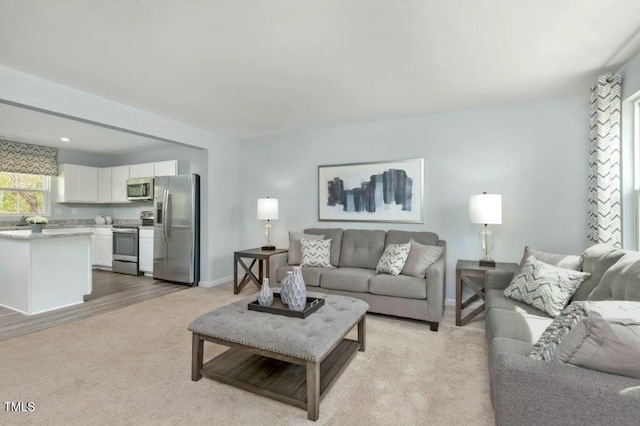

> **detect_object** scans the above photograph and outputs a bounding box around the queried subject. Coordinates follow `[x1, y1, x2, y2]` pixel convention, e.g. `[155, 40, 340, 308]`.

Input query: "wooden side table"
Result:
[234, 248, 288, 294]
[455, 259, 519, 326]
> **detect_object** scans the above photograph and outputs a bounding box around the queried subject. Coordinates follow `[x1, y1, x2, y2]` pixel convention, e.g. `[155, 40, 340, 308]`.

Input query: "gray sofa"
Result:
[270, 228, 446, 331]
[485, 244, 640, 426]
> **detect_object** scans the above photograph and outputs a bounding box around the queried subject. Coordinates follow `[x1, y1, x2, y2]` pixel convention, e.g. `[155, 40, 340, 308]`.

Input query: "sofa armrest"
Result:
[269, 252, 288, 282]
[425, 240, 446, 323]
[485, 269, 516, 291]
[493, 353, 640, 426]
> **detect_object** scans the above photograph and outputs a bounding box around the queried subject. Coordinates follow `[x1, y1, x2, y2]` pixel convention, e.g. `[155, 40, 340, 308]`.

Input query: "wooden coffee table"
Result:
[188, 293, 368, 421]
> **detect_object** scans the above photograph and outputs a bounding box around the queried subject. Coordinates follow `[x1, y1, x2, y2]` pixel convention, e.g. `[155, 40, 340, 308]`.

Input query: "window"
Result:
[0, 172, 51, 216]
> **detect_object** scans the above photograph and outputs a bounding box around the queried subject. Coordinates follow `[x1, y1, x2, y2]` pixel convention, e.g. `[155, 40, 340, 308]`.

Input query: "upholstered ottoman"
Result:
[188, 292, 368, 421]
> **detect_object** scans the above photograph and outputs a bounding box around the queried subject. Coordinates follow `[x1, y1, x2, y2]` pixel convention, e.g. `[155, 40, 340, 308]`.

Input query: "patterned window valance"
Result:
[0, 140, 58, 176]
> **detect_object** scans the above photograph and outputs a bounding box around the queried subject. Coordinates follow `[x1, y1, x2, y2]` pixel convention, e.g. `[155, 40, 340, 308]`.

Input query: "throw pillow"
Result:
[300, 238, 332, 268]
[376, 243, 411, 276]
[553, 311, 640, 379]
[401, 239, 443, 278]
[503, 256, 590, 317]
[529, 300, 640, 361]
[288, 232, 324, 265]
[529, 301, 591, 361]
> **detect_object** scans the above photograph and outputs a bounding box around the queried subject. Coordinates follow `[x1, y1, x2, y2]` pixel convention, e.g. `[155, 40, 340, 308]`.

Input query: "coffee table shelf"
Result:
[200, 339, 360, 410]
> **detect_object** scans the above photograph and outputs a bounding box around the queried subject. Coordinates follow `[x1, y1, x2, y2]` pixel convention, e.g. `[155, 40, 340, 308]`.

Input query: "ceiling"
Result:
[0, 103, 176, 155]
[1, 1, 640, 140]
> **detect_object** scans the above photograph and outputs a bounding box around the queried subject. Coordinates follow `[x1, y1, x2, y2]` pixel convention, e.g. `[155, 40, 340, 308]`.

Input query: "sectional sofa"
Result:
[485, 243, 640, 426]
[269, 228, 446, 331]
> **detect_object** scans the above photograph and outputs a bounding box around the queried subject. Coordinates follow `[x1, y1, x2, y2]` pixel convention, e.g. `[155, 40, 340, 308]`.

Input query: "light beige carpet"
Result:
[0, 283, 493, 425]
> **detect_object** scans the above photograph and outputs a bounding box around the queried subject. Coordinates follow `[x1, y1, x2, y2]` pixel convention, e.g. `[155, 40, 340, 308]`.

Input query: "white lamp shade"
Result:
[469, 194, 502, 224]
[257, 198, 279, 220]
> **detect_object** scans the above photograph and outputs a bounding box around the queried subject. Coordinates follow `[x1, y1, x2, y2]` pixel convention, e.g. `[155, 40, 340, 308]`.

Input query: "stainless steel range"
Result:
[112, 225, 141, 276]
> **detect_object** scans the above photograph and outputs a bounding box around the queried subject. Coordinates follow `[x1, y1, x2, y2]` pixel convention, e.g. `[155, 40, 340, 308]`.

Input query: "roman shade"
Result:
[0, 140, 58, 176]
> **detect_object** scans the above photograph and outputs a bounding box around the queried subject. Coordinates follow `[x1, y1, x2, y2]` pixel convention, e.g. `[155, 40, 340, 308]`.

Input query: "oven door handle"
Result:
[163, 189, 169, 242]
[112, 229, 138, 234]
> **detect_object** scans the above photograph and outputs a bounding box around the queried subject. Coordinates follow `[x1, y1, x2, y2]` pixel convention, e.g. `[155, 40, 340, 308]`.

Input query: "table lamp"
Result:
[257, 197, 279, 250]
[469, 192, 502, 267]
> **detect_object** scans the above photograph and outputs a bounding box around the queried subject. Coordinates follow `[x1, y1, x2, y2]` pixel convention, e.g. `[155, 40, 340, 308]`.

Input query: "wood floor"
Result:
[0, 270, 187, 342]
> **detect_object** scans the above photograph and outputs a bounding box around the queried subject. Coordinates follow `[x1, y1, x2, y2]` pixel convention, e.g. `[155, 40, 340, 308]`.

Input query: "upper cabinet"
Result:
[57, 164, 98, 203]
[98, 167, 112, 203]
[129, 163, 155, 178]
[111, 165, 130, 203]
[57, 160, 185, 204]
[154, 160, 178, 177]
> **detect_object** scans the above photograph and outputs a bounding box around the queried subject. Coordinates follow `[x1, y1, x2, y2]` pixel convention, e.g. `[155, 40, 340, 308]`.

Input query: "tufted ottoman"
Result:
[188, 292, 368, 421]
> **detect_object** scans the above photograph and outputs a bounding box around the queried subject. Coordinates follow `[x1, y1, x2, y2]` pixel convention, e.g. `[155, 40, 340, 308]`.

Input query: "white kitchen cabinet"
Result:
[139, 228, 154, 275]
[154, 160, 178, 177]
[111, 166, 130, 203]
[129, 163, 155, 178]
[98, 168, 112, 203]
[93, 228, 113, 268]
[57, 164, 99, 203]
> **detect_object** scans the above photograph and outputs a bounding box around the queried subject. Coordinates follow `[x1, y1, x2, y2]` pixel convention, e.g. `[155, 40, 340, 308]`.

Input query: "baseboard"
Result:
[199, 275, 233, 288]
[445, 298, 455, 306]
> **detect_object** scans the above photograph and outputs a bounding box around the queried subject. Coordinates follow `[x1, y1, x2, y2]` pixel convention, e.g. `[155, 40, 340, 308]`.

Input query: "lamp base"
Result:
[261, 245, 276, 251]
[479, 259, 496, 267]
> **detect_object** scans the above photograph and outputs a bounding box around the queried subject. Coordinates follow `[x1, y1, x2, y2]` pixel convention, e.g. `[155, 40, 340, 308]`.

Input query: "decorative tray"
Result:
[248, 293, 325, 319]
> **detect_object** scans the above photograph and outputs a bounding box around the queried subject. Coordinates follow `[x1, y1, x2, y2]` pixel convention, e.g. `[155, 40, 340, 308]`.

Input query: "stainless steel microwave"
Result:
[126, 177, 154, 201]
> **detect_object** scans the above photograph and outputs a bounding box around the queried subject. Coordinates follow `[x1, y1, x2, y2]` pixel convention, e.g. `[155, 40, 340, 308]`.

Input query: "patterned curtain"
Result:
[588, 74, 622, 247]
[0, 140, 58, 176]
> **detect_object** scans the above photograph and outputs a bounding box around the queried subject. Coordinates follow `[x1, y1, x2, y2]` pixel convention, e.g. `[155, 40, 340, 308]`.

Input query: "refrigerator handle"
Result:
[163, 189, 169, 242]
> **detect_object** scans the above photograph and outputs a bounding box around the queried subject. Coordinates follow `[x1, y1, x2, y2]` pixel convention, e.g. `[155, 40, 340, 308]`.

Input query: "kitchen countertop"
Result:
[0, 229, 93, 240]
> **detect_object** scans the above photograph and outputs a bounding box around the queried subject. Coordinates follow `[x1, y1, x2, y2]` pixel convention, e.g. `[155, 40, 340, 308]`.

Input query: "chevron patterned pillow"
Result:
[504, 255, 591, 317]
[530, 300, 640, 362]
[376, 243, 411, 276]
[300, 238, 332, 267]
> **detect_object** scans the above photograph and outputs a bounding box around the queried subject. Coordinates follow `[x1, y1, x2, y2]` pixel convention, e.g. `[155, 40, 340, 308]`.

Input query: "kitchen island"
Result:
[0, 229, 93, 315]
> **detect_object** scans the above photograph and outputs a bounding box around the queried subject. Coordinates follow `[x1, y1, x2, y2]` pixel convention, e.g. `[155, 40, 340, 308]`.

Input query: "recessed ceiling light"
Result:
[60, 137, 71, 142]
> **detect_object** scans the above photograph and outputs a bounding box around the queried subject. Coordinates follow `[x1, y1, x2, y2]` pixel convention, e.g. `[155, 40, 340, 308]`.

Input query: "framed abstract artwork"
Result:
[318, 158, 424, 223]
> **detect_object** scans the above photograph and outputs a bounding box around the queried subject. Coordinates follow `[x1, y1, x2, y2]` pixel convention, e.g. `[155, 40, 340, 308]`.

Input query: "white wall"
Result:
[0, 65, 240, 285]
[239, 95, 590, 299]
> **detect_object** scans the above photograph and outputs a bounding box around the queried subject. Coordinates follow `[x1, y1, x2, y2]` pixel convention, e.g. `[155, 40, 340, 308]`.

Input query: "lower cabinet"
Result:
[93, 228, 113, 269]
[139, 229, 154, 275]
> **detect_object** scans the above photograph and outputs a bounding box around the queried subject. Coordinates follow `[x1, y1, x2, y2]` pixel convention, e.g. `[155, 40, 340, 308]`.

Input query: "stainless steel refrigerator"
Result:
[153, 174, 200, 286]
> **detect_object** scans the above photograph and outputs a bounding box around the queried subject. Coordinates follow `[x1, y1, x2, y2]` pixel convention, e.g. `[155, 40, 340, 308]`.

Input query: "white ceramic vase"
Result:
[287, 267, 307, 311]
[257, 278, 274, 307]
[280, 271, 292, 305]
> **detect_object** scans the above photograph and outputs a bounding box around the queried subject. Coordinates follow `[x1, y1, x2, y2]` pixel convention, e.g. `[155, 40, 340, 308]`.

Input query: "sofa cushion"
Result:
[491, 336, 534, 357]
[588, 251, 640, 302]
[304, 228, 343, 267]
[517, 246, 584, 272]
[339, 229, 386, 269]
[486, 289, 548, 316]
[572, 243, 625, 301]
[275, 266, 325, 287]
[504, 256, 590, 316]
[320, 267, 376, 293]
[385, 230, 439, 246]
[401, 239, 443, 278]
[369, 274, 427, 300]
[287, 232, 324, 265]
[300, 238, 332, 267]
[376, 242, 411, 276]
[486, 308, 553, 343]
